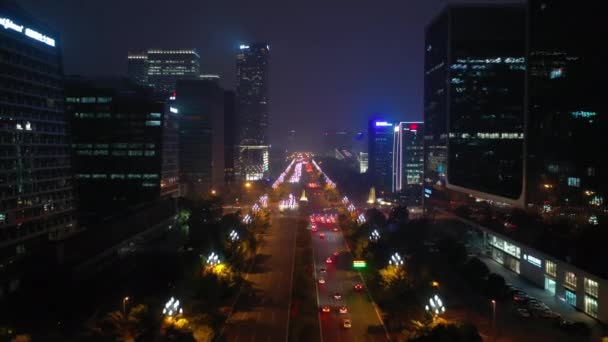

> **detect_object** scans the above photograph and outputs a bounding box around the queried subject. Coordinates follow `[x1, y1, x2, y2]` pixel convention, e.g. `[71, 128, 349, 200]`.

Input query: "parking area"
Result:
[480, 255, 603, 339]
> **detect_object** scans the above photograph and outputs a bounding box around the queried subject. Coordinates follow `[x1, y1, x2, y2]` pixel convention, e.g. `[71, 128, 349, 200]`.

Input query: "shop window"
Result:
[584, 296, 598, 318]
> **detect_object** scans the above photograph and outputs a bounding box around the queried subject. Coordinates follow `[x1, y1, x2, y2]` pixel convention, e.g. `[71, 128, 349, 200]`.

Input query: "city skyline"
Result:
[18, 0, 519, 149]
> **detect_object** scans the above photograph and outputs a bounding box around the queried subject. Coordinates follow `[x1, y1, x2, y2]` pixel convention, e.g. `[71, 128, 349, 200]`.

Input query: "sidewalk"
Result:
[479, 254, 598, 327]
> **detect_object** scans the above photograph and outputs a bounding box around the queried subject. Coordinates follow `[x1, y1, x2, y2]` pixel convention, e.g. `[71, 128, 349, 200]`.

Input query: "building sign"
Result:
[1, 17, 55, 47]
[353, 260, 366, 268]
[523, 254, 542, 268]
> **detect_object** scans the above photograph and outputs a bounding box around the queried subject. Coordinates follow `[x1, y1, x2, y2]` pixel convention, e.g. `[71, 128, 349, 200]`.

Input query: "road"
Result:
[310, 217, 390, 342]
[220, 214, 299, 342]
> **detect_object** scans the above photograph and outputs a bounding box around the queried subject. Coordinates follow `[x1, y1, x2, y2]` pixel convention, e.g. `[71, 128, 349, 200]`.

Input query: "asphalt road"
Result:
[311, 220, 390, 342]
[220, 215, 299, 342]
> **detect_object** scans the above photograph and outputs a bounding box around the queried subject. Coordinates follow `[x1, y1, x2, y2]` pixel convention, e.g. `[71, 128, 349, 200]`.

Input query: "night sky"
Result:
[21, 0, 518, 150]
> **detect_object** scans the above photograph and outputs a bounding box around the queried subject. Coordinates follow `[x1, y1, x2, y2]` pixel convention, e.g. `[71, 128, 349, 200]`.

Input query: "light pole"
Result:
[491, 299, 496, 342]
[122, 296, 129, 317]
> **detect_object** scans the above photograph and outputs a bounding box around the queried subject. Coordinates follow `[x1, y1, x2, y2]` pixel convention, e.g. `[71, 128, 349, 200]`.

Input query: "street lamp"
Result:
[229, 230, 239, 242]
[389, 252, 404, 266]
[245, 182, 252, 189]
[211, 189, 217, 195]
[206, 252, 221, 266]
[491, 299, 496, 342]
[369, 229, 380, 242]
[425, 294, 446, 320]
[122, 296, 129, 317]
[162, 296, 183, 318]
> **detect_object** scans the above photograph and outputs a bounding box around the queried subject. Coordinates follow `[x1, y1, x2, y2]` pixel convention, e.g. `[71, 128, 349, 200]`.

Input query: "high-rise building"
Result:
[235, 43, 270, 181]
[176, 79, 224, 197]
[127, 49, 200, 96]
[323, 130, 352, 157]
[1, 3, 77, 296]
[393, 122, 424, 206]
[525, 0, 605, 215]
[223, 91, 237, 186]
[368, 120, 395, 195]
[286, 129, 297, 155]
[359, 152, 369, 174]
[65, 78, 179, 222]
[423, 4, 526, 209]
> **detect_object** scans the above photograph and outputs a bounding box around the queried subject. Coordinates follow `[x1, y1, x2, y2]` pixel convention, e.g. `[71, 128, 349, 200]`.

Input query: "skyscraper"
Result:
[127, 49, 200, 96]
[176, 79, 225, 197]
[368, 120, 394, 195]
[423, 4, 526, 209]
[223, 90, 237, 185]
[65, 77, 179, 222]
[393, 122, 424, 206]
[1, 2, 77, 295]
[235, 43, 270, 181]
[525, 0, 605, 215]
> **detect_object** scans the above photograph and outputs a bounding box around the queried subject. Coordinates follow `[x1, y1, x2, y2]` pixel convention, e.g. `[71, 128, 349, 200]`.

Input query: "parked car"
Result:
[517, 308, 531, 318]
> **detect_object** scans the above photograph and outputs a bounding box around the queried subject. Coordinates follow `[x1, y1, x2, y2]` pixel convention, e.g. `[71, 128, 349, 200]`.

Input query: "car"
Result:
[319, 233, 325, 239]
[311, 226, 318, 232]
[513, 294, 529, 302]
[333, 250, 340, 256]
[332, 227, 339, 232]
[539, 310, 561, 319]
[353, 283, 364, 291]
[517, 308, 531, 318]
[318, 277, 325, 284]
[338, 306, 348, 314]
[326, 257, 333, 264]
[342, 319, 352, 328]
[321, 305, 330, 313]
[333, 293, 342, 300]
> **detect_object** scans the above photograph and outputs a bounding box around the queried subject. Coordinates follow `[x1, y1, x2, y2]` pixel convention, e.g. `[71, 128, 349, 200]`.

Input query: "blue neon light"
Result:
[375, 121, 393, 127]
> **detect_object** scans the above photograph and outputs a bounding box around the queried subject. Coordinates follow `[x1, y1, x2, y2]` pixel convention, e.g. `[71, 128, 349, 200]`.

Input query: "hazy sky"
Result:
[20, 0, 519, 150]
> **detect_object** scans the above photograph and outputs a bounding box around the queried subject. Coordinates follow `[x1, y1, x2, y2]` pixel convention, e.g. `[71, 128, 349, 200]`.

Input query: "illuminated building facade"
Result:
[393, 122, 424, 206]
[175, 79, 225, 197]
[236, 43, 270, 180]
[368, 120, 394, 194]
[127, 49, 200, 96]
[423, 5, 526, 209]
[65, 78, 178, 222]
[1, 3, 77, 296]
[525, 0, 605, 215]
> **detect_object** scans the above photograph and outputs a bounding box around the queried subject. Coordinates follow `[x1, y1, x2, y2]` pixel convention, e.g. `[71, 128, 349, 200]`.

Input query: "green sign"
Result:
[353, 260, 366, 268]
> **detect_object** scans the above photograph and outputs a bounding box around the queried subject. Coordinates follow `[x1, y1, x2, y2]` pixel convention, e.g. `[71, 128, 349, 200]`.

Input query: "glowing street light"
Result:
[162, 296, 183, 317]
[389, 252, 403, 266]
[357, 213, 366, 224]
[347, 203, 356, 212]
[425, 294, 446, 318]
[242, 214, 252, 224]
[252, 203, 260, 213]
[206, 252, 221, 266]
[229, 230, 239, 242]
[245, 182, 252, 189]
[122, 296, 129, 317]
[369, 229, 380, 242]
[342, 196, 349, 204]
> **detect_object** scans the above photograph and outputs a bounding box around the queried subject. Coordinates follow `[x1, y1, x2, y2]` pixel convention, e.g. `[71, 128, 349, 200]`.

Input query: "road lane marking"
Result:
[312, 233, 325, 342]
[285, 218, 298, 342]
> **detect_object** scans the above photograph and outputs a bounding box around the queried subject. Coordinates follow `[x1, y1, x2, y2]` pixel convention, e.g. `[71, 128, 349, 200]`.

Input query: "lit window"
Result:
[93, 150, 108, 156]
[128, 150, 143, 156]
[97, 97, 112, 103]
[81, 97, 96, 103]
[547, 164, 559, 173]
[549, 68, 563, 79]
[66, 97, 79, 103]
[567, 177, 580, 187]
[587, 167, 596, 176]
[127, 174, 142, 179]
[565, 271, 577, 289]
[545, 260, 557, 277]
[145, 120, 161, 126]
[584, 296, 598, 318]
[76, 174, 91, 179]
[96, 113, 111, 118]
[110, 174, 125, 179]
[112, 151, 126, 156]
[142, 182, 158, 187]
[148, 113, 162, 118]
[143, 174, 159, 179]
[144, 151, 156, 156]
[0, 213, 6, 224]
[92, 174, 107, 179]
[584, 278, 599, 298]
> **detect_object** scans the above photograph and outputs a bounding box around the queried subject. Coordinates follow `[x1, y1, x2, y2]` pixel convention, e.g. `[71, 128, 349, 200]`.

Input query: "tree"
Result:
[409, 323, 482, 342]
[92, 304, 156, 342]
[462, 257, 489, 283]
[486, 273, 506, 299]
